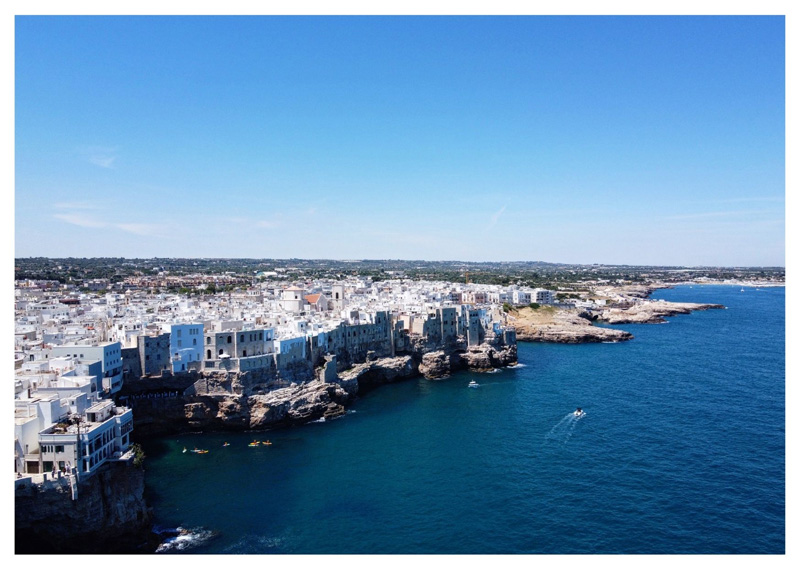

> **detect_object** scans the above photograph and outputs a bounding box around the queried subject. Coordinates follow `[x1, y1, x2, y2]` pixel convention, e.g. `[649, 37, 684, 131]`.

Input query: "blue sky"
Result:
[14, 16, 785, 266]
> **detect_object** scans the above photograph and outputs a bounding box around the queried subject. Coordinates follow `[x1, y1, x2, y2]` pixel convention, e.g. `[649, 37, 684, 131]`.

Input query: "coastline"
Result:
[507, 281, 726, 343]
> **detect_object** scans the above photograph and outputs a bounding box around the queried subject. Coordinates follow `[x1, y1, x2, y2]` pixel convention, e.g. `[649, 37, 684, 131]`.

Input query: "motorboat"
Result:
[574, 408, 585, 417]
[468, 380, 479, 388]
[191, 448, 209, 454]
[222, 442, 230, 447]
[182, 447, 187, 453]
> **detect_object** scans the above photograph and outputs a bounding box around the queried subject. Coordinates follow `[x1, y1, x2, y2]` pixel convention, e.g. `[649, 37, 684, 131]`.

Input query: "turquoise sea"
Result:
[141, 285, 785, 554]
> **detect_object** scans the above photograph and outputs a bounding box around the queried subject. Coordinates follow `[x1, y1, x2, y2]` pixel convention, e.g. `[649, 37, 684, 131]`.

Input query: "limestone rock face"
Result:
[461, 343, 518, 371]
[247, 380, 356, 429]
[518, 324, 633, 343]
[418, 351, 453, 379]
[340, 355, 417, 385]
[597, 301, 725, 324]
[123, 346, 517, 434]
[15, 460, 154, 553]
[509, 307, 633, 343]
[416, 343, 517, 378]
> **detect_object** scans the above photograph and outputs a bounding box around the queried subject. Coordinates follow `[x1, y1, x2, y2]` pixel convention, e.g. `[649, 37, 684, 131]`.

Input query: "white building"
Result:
[162, 323, 204, 373]
[532, 288, 555, 305]
[48, 342, 124, 395]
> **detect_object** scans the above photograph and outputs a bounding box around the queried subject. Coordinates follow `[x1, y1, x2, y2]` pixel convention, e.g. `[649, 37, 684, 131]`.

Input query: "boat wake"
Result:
[155, 526, 218, 553]
[545, 412, 584, 444]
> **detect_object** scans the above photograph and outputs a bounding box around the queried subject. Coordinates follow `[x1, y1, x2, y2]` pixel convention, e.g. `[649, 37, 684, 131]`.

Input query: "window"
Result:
[193, 338, 197, 346]
[227, 336, 232, 344]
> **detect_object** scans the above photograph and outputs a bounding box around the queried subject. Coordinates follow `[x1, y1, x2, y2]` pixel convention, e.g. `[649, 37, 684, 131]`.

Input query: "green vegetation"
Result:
[131, 443, 145, 468]
[529, 303, 541, 310]
[14, 257, 784, 291]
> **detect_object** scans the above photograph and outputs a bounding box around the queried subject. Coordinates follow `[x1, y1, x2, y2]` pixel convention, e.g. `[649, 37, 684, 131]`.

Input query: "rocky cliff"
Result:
[418, 343, 518, 378]
[122, 341, 517, 435]
[15, 458, 154, 554]
[596, 301, 725, 324]
[508, 306, 633, 343]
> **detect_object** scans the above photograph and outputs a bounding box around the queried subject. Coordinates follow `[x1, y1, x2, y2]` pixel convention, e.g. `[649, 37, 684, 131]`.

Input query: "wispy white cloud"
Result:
[710, 196, 785, 205]
[53, 213, 108, 228]
[89, 155, 116, 168]
[77, 145, 119, 169]
[218, 216, 281, 229]
[367, 230, 437, 247]
[488, 205, 507, 229]
[665, 209, 780, 221]
[116, 223, 161, 237]
[53, 209, 163, 237]
[53, 201, 102, 210]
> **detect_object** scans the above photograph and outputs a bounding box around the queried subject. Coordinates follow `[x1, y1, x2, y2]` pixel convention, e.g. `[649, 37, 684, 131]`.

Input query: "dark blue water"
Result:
[142, 285, 785, 554]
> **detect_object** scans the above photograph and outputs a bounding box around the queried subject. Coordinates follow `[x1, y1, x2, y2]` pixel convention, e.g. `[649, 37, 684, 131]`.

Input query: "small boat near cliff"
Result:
[574, 408, 585, 418]
[468, 380, 479, 388]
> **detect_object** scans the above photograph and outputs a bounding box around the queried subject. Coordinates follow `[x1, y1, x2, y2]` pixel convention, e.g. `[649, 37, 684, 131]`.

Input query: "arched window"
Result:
[219, 349, 224, 355]
[207, 350, 211, 359]
[227, 336, 232, 344]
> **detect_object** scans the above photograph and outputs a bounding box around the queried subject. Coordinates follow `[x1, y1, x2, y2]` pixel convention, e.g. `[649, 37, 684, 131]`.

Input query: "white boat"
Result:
[574, 408, 585, 417]
[468, 380, 479, 388]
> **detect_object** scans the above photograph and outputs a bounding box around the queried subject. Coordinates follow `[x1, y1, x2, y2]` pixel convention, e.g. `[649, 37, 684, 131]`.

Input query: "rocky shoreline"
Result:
[122, 341, 517, 437]
[507, 283, 725, 343]
[509, 307, 633, 343]
[15, 457, 155, 554]
[596, 300, 725, 324]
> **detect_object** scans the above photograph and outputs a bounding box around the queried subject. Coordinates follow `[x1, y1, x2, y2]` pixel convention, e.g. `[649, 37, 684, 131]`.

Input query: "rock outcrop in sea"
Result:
[508, 306, 633, 343]
[596, 301, 725, 324]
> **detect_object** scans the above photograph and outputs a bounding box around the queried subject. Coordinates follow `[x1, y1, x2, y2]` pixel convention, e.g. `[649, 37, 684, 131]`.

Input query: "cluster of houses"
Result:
[14, 276, 550, 480]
